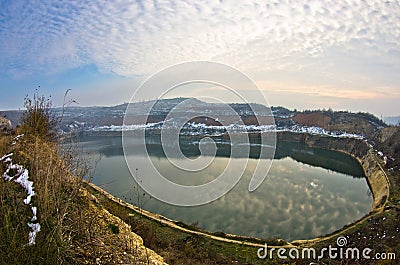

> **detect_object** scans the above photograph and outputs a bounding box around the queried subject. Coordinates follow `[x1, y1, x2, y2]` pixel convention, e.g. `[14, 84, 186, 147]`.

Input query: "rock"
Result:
[78, 187, 167, 265]
[0, 115, 12, 131]
[90, 194, 99, 204]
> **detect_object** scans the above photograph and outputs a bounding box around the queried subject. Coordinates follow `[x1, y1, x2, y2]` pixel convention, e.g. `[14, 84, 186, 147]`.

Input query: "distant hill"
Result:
[1, 98, 387, 136]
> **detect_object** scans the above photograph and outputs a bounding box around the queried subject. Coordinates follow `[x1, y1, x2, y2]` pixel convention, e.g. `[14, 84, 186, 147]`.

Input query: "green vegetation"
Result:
[108, 223, 120, 234]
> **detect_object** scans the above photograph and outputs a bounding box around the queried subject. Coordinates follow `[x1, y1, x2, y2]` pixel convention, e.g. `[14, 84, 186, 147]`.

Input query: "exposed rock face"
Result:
[359, 151, 390, 209]
[372, 126, 400, 170]
[0, 115, 12, 131]
[292, 111, 386, 135]
[278, 132, 389, 211]
[76, 188, 167, 265]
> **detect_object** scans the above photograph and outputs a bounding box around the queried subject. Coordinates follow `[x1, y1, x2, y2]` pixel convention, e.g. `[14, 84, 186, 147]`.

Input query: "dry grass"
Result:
[0, 93, 167, 264]
[0, 130, 167, 264]
[0, 127, 91, 264]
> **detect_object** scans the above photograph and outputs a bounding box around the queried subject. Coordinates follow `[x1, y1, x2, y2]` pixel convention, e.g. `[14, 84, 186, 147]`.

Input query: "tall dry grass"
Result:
[0, 93, 93, 264]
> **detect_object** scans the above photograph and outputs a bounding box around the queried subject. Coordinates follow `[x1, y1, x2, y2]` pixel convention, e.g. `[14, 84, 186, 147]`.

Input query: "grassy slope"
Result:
[0, 128, 165, 264]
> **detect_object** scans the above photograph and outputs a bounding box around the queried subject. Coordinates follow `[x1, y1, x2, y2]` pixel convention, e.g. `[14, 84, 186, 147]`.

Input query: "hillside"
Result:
[372, 126, 400, 171]
[0, 101, 166, 264]
[1, 99, 388, 137]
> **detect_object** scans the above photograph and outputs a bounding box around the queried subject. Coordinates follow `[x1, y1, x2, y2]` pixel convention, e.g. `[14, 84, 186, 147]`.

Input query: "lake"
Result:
[78, 134, 372, 241]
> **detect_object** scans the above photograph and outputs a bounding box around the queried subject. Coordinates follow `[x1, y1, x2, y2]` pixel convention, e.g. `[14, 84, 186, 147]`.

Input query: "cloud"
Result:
[0, 0, 399, 78]
[1, 0, 399, 115]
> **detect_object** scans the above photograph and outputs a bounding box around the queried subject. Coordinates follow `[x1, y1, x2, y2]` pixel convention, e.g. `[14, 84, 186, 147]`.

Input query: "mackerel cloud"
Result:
[0, 0, 399, 77]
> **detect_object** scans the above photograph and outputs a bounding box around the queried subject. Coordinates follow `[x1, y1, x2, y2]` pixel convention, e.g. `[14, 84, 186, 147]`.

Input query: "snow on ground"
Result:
[90, 122, 363, 139]
[11, 134, 24, 145]
[1, 153, 40, 246]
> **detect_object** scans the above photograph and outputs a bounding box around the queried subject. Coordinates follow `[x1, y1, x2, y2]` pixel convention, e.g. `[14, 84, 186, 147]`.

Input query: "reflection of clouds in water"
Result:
[149, 156, 229, 185]
[92, 155, 371, 241]
[192, 157, 371, 240]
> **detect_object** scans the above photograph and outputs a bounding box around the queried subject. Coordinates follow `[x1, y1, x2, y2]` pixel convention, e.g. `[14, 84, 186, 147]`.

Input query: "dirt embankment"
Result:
[78, 189, 167, 265]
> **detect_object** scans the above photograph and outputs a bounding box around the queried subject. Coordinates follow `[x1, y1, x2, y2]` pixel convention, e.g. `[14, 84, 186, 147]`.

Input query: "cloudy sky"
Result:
[0, 0, 399, 116]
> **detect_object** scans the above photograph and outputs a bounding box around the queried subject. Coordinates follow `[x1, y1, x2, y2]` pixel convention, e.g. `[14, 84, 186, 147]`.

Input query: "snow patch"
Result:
[12, 134, 24, 145]
[0, 153, 13, 161]
[27, 223, 41, 246]
[1, 153, 40, 246]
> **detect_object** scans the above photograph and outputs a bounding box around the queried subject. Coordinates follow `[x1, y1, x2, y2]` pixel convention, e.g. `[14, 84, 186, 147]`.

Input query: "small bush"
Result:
[20, 91, 57, 141]
[108, 223, 119, 234]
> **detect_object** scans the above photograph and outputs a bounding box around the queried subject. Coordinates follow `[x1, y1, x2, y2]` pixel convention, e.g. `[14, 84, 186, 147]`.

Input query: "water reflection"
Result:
[78, 135, 371, 240]
[80, 134, 365, 178]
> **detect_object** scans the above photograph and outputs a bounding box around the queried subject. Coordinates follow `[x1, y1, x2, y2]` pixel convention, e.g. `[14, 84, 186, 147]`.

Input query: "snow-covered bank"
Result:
[89, 122, 363, 139]
[276, 125, 364, 139]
